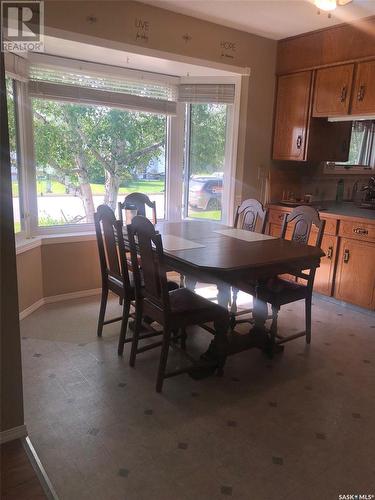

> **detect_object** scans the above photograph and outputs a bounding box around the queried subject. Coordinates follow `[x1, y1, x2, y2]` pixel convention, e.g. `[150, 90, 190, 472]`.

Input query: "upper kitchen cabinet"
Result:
[312, 64, 354, 117]
[273, 71, 351, 162]
[273, 71, 312, 161]
[351, 60, 375, 115]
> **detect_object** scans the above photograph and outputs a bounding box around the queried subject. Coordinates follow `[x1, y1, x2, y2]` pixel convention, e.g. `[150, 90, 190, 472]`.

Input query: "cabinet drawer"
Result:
[339, 220, 375, 242]
[320, 217, 337, 236]
[268, 209, 337, 235]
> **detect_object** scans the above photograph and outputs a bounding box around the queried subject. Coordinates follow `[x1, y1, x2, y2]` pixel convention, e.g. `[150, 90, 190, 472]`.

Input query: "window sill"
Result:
[16, 231, 96, 255]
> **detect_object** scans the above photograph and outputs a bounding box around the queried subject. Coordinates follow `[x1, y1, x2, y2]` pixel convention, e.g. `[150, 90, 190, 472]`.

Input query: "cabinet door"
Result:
[312, 64, 354, 117]
[335, 238, 375, 309]
[351, 60, 375, 115]
[313, 235, 337, 296]
[273, 71, 312, 161]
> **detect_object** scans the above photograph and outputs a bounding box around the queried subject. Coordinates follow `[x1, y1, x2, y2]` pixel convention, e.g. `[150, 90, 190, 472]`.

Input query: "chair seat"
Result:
[169, 287, 227, 321]
[234, 276, 309, 307]
[258, 277, 309, 306]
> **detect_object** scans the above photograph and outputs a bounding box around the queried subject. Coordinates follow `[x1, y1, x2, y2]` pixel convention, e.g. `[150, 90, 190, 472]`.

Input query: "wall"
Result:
[17, 239, 101, 312]
[44, 0, 277, 202]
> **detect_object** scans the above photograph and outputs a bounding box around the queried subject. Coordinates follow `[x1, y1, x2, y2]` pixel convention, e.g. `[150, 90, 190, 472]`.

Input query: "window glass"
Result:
[335, 120, 375, 168]
[31, 98, 167, 226]
[184, 103, 227, 221]
[6, 76, 22, 233]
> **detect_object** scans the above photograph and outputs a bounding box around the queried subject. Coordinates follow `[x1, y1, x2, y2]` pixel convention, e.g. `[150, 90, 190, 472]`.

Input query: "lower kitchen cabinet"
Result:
[314, 234, 337, 296]
[334, 237, 375, 309]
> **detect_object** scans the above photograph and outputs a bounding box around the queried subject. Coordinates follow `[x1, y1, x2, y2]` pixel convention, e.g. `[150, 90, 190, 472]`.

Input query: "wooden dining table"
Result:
[123, 218, 324, 359]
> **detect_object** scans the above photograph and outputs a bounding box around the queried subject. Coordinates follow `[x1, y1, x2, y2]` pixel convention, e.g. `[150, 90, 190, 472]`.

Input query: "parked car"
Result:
[188, 176, 223, 210]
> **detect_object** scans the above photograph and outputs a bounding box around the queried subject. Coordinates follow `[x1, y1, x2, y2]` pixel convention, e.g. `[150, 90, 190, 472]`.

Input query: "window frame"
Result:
[11, 60, 241, 236]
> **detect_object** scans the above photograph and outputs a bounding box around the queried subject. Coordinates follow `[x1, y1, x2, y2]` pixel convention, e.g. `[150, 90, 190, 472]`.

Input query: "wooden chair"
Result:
[94, 205, 169, 356]
[230, 199, 268, 327]
[118, 192, 157, 225]
[236, 206, 325, 347]
[94, 204, 134, 355]
[127, 216, 230, 392]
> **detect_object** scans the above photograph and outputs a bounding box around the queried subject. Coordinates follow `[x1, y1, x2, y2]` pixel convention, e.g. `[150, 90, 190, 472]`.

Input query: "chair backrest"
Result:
[94, 204, 131, 291]
[118, 192, 157, 225]
[127, 215, 170, 312]
[281, 205, 325, 248]
[234, 198, 268, 234]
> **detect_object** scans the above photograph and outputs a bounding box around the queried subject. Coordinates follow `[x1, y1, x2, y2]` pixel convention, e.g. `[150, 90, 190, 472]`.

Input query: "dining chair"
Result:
[127, 215, 230, 392]
[118, 192, 157, 225]
[230, 199, 268, 328]
[236, 205, 325, 348]
[94, 205, 169, 356]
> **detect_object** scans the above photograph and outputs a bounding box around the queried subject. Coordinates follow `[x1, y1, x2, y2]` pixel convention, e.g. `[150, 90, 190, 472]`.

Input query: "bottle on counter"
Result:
[336, 179, 344, 203]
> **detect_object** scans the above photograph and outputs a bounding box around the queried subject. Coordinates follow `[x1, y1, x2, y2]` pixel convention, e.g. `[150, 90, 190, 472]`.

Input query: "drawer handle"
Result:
[357, 84, 366, 101]
[327, 246, 333, 259]
[296, 135, 302, 149]
[353, 227, 368, 236]
[340, 86, 347, 102]
[343, 249, 350, 263]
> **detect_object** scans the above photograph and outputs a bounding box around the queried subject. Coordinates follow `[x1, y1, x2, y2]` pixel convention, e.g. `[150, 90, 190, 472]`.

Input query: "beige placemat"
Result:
[213, 228, 276, 242]
[162, 234, 205, 251]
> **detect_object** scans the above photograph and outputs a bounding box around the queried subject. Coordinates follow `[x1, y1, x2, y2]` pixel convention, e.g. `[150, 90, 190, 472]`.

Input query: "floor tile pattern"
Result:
[20, 294, 375, 500]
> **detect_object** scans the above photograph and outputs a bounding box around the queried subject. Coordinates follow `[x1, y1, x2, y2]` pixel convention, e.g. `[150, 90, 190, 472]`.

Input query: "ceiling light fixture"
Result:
[315, 0, 337, 11]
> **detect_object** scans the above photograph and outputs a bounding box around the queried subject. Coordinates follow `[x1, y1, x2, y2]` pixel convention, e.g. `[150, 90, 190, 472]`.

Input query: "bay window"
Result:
[5, 54, 240, 238]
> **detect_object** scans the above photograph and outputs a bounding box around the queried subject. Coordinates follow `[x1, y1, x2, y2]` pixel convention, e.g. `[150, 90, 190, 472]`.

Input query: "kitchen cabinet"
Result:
[273, 72, 312, 161]
[312, 64, 354, 117]
[334, 237, 375, 309]
[351, 60, 375, 115]
[272, 72, 351, 162]
[267, 206, 375, 310]
[313, 234, 337, 296]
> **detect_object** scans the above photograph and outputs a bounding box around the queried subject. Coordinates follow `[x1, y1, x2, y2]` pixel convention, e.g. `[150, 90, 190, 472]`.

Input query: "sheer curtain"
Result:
[358, 120, 375, 168]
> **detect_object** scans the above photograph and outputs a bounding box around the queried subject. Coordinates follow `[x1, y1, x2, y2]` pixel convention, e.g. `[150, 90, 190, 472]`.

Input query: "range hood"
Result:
[328, 115, 375, 122]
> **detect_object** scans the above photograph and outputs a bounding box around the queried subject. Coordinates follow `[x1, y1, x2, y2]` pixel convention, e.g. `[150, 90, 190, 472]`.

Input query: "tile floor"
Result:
[20, 292, 375, 500]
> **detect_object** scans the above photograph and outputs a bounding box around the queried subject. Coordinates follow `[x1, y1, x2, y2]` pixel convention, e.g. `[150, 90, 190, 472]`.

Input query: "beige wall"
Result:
[44, 0, 277, 201]
[17, 240, 101, 311]
[16, 246, 43, 312]
[41, 241, 101, 297]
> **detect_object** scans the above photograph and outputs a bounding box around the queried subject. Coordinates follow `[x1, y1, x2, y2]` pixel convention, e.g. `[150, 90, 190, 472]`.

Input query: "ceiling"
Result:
[138, 0, 375, 40]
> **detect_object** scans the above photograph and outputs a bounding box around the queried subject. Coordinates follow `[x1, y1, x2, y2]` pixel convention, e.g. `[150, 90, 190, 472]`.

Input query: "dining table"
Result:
[123, 219, 324, 360]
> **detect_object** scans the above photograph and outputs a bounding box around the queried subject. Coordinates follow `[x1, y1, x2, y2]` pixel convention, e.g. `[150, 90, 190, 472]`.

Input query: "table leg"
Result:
[217, 282, 231, 309]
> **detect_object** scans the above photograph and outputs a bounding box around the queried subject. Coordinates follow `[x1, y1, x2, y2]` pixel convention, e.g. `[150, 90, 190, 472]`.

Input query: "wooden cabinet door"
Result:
[273, 71, 312, 161]
[335, 238, 375, 309]
[312, 64, 354, 117]
[313, 235, 337, 295]
[351, 60, 375, 115]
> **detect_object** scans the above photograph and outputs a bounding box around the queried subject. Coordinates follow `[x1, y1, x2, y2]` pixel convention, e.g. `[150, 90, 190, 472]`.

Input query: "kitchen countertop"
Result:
[269, 201, 375, 222]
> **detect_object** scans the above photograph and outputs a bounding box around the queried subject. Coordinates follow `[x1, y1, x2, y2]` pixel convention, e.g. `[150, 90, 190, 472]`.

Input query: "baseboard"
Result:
[0, 424, 28, 444]
[44, 288, 101, 305]
[23, 437, 59, 500]
[19, 288, 101, 320]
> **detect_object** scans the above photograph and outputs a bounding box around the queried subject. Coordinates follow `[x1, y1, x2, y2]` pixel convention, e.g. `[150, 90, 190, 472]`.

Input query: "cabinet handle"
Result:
[327, 246, 333, 259]
[296, 135, 302, 149]
[357, 84, 366, 101]
[353, 227, 368, 236]
[278, 214, 284, 221]
[340, 86, 347, 102]
[343, 249, 350, 263]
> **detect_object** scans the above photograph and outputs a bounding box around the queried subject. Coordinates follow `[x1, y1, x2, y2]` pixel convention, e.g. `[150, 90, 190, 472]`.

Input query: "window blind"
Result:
[178, 84, 235, 104]
[28, 63, 177, 115]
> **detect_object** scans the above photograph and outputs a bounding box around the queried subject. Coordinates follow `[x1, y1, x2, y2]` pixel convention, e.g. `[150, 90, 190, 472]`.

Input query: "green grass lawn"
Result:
[189, 209, 221, 221]
[12, 179, 165, 197]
